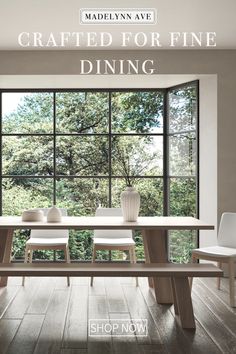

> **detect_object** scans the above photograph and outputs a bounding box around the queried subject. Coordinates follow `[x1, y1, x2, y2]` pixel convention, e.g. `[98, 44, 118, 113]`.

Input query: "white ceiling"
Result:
[0, 0, 235, 50]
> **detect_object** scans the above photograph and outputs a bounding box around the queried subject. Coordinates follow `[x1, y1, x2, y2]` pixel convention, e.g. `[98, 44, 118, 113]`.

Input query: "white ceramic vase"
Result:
[47, 205, 62, 223]
[121, 186, 140, 222]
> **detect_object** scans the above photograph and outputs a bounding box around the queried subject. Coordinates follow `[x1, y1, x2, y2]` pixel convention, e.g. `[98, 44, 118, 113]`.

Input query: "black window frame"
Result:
[0, 80, 199, 254]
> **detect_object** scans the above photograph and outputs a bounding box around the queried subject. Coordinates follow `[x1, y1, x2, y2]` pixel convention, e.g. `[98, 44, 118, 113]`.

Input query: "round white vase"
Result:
[121, 186, 140, 222]
[47, 205, 62, 223]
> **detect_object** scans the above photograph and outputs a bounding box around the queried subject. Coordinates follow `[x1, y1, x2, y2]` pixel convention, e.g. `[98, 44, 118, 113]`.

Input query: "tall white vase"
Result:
[121, 186, 140, 222]
[47, 205, 62, 223]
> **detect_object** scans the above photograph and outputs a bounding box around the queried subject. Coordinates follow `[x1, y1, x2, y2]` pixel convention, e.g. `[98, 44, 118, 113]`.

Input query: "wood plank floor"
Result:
[0, 275, 235, 354]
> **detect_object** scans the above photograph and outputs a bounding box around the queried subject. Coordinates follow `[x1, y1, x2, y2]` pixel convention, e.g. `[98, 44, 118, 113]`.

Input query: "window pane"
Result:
[169, 178, 197, 263]
[56, 178, 109, 215]
[112, 92, 163, 133]
[169, 231, 197, 263]
[111, 178, 163, 216]
[169, 178, 197, 216]
[56, 136, 109, 176]
[2, 92, 53, 133]
[168, 84, 197, 133]
[2, 178, 53, 215]
[2, 136, 53, 175]
[56, 92, 109, 133]
[169, 133, 196, 176]
[112, 136, 163, 177]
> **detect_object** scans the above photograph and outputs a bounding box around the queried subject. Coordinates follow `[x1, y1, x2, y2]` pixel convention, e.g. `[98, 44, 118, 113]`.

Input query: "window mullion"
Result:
[163, 89, 169, 216]
[53, 92, 56, 205]
[108, 92, 112, 207]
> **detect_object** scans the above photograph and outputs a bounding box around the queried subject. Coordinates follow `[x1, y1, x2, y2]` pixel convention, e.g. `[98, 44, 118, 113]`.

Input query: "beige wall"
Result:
[0, 49, 236, 221]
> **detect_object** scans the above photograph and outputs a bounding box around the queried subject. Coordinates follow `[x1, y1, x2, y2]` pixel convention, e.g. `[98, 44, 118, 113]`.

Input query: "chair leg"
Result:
[228, 258, 235, 307]
[189, 253, 197, 290]
[129, 248, 133, 263]
[217, 261, 222, 290]
[65, 245, 71, 287]
[129, 247, 138, 287]
[90, 246, 96, 286]
[23, 248, 33, 286]
[133, 247, 139, 287]
[29, 249, 33, 263]
[22, 245, 29, 286]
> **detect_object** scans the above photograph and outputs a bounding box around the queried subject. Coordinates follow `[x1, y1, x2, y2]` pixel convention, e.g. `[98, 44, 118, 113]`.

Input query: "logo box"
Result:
[80, 8, 157, 25]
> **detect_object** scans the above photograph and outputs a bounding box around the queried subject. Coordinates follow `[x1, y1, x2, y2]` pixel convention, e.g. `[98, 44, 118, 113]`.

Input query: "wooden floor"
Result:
[0, 275, 235, 354]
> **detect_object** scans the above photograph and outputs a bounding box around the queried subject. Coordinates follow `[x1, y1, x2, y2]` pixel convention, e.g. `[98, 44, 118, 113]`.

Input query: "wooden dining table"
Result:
[0, 216, 214, 304]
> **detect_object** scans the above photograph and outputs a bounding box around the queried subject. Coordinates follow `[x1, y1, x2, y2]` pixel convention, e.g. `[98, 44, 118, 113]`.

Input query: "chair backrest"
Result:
[94, 207, 133, 239]
[30, 208, 69, 239]
[218, 212, 236, 248]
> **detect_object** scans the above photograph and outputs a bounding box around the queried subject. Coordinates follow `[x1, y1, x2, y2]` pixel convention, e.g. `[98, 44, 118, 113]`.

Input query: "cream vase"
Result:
[121, 186, 140, 222]
[47, 205, 62, 223]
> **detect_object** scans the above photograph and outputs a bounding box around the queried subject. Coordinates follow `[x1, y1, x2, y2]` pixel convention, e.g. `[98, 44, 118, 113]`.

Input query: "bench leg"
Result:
[0, 229, 14, 287]
[173, 277, 195, 329]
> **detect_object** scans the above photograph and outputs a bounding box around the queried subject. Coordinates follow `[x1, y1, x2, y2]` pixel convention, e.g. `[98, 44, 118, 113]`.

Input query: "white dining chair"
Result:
[22, 208, 71, 286]
[90, 207, 138, 286]
[191, 212, 236, 307]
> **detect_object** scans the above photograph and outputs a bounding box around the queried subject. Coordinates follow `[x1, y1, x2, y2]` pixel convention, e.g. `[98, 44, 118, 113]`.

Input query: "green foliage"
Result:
[3, 93, 53, 133]
[56, 92, 109, 133]
[112, 91, 163, 132]
[169, 178, 196, 217]
[169, 85, 197, 132]
[112, 136, 162, 186]
[3, 136, 53, 176]
[169, 231, 197, 263]
[57, 136, 108, 176]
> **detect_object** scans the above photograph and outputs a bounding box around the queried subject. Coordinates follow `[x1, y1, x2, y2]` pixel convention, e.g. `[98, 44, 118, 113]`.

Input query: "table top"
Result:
[0, 216, 214, 230]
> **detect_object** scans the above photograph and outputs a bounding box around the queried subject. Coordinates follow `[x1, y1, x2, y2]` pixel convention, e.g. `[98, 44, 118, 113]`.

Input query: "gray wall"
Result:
[0, 49, 236, 220]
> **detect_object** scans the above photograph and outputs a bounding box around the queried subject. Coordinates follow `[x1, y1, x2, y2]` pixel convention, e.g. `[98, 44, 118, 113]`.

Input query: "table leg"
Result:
[0, 228, 14, 287]
[142, 229, 173, 304]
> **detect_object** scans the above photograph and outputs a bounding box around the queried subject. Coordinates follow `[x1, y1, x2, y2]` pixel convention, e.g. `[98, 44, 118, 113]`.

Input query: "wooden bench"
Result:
[0, 263, 222, 329]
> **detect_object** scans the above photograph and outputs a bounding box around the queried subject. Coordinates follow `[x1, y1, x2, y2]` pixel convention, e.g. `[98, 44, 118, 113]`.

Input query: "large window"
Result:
[0, 82, 198, 262]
